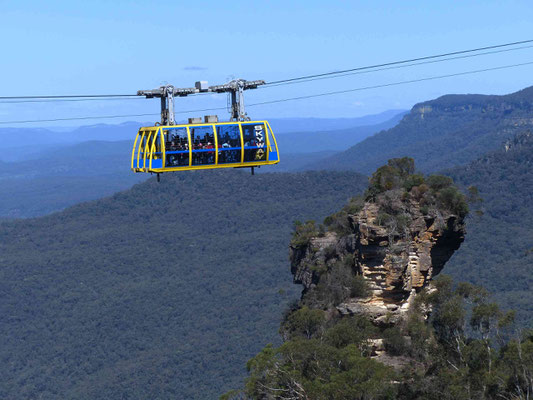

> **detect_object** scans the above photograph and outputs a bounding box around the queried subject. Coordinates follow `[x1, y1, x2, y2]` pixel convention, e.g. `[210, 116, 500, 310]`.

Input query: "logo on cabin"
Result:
[255, 125, 265, 160]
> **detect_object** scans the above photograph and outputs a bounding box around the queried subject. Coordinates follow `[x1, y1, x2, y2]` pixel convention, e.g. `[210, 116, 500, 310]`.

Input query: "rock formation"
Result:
[289, 160, 467, 327]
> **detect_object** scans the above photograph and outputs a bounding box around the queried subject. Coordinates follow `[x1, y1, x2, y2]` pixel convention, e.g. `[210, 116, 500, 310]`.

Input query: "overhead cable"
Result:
[1, 61, 531, 125]
[0, 97, 146, 105]
[0, 107, 228, 125]
[264, 39, 533, 86]
[4, 43, 533, 105]
[248, 61, 533, 107]
[261, 45, 533, 88]
[1, 38, 532, 101]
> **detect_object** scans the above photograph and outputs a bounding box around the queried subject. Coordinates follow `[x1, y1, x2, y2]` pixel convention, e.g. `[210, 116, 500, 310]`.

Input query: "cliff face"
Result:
[290, 161, 466, 327]
[311, 85, 533, 174]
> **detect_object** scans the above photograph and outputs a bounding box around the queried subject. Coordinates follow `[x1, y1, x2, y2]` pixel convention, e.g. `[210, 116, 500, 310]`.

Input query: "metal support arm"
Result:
[137, 79, 265, 124]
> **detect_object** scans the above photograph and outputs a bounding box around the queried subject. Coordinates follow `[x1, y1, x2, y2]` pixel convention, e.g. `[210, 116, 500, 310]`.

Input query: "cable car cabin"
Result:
[131, 121, 279, 174]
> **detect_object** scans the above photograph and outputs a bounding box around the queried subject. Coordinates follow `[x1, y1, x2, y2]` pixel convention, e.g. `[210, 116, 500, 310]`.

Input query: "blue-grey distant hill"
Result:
[309, 86, 533, 173]
[0, 140, 146, 218]
[0, 112, 405, 217]
[0, 122, 148, 161]
[274, 110, 405, 154]
[268, 111, 406, 172]
[0, 110, 406, 162]
[267, 109, 406, 133]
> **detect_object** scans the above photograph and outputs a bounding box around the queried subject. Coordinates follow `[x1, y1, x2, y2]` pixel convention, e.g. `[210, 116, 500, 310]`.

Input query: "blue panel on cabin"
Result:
[134, 159, 162, 168]
[269, 151, 278, 161]
[151, 159, 163, 168]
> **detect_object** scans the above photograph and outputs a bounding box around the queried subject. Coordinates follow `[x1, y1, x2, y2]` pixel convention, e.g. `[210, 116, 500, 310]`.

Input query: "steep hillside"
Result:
[0, 169, 368, 399]
[267, 111, 404, 173]
[311, 86, 533, 173]
[445, 130, 533, 324]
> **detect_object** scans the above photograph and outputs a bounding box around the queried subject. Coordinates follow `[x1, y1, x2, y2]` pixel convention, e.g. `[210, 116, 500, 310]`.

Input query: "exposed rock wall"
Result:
[290, 195, 466, 326]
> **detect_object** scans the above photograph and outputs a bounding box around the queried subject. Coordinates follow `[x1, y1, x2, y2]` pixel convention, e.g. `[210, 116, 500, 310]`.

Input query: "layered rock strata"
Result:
[290, 199, 465, 326]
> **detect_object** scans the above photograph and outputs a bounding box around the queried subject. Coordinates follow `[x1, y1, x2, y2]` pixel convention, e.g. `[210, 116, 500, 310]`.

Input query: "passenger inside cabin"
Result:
[205, 142, 214, 163]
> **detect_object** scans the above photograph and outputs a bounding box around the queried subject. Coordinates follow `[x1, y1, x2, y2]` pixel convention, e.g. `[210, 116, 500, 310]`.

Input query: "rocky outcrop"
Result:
[290, 189, 466, 327]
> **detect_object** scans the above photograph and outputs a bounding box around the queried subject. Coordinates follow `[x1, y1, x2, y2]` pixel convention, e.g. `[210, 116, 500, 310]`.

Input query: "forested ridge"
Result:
[445, 130, 533, 325]
[311, 86, 533, 174]
[0, 170, 368, 399]
[0, 140, 146, 218]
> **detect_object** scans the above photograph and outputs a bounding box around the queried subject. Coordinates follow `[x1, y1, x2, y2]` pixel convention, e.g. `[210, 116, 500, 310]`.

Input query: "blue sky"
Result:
[1, 0, 533, 127]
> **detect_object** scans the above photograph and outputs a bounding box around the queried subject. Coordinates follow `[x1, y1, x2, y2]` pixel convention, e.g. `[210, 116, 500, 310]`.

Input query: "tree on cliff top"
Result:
[365, 157, 468, 218]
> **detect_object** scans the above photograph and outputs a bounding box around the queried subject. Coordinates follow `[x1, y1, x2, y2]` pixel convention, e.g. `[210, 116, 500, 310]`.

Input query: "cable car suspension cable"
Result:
[264, 39, 533, 86]
[4, 43, 533, 105]
[1, 60, 531, 125]
[247, 61, 533, 107]
[1, 38, 532, 101]
[260, 44, 533, 88]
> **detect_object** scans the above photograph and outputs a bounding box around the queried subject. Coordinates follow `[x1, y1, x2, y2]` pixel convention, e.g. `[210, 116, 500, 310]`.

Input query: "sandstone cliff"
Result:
[289, 158, 467, 329]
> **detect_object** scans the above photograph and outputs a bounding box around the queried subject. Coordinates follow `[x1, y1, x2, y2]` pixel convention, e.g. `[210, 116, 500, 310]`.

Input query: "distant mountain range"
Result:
[274, 111, 406, 154]
[0, 111, 405, 217]
[309, 86, 533, 173]
[0, 122, 147, 162]
[0, 110, 406, 162]
[267, 109, 406, 133]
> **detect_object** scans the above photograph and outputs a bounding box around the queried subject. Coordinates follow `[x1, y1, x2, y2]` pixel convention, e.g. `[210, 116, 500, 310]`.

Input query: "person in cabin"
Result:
[180, 142, 189, 165]
[196, 141, 204, 163]
[206, 142, 215, 163]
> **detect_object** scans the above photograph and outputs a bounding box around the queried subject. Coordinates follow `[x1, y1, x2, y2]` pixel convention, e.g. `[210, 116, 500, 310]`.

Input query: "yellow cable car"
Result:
[131, 120, 279, 174]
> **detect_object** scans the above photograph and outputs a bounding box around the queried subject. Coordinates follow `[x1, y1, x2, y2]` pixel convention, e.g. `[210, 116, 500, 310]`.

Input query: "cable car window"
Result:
[242, 123, 267, 162]
[137, 133, 146, 160]
[164, 127, 189, 167]
[216, 124, 241, 164]
[190, 125, 216, 165]
[141, 131, 155, 160]
[153, 132, 161, 158]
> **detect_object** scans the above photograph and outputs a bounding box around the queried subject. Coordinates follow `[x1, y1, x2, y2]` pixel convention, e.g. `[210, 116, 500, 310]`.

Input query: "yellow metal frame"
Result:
[131, 120, 280, 173]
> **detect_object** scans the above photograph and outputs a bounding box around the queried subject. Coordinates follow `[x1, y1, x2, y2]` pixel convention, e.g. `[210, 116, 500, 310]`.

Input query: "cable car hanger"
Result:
[138, 78, 265, 124]
[132, 79, 280, 181]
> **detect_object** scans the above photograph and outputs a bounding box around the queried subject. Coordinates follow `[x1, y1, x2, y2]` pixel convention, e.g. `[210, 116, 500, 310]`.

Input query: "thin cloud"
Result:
[183, 66, 208, 71]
